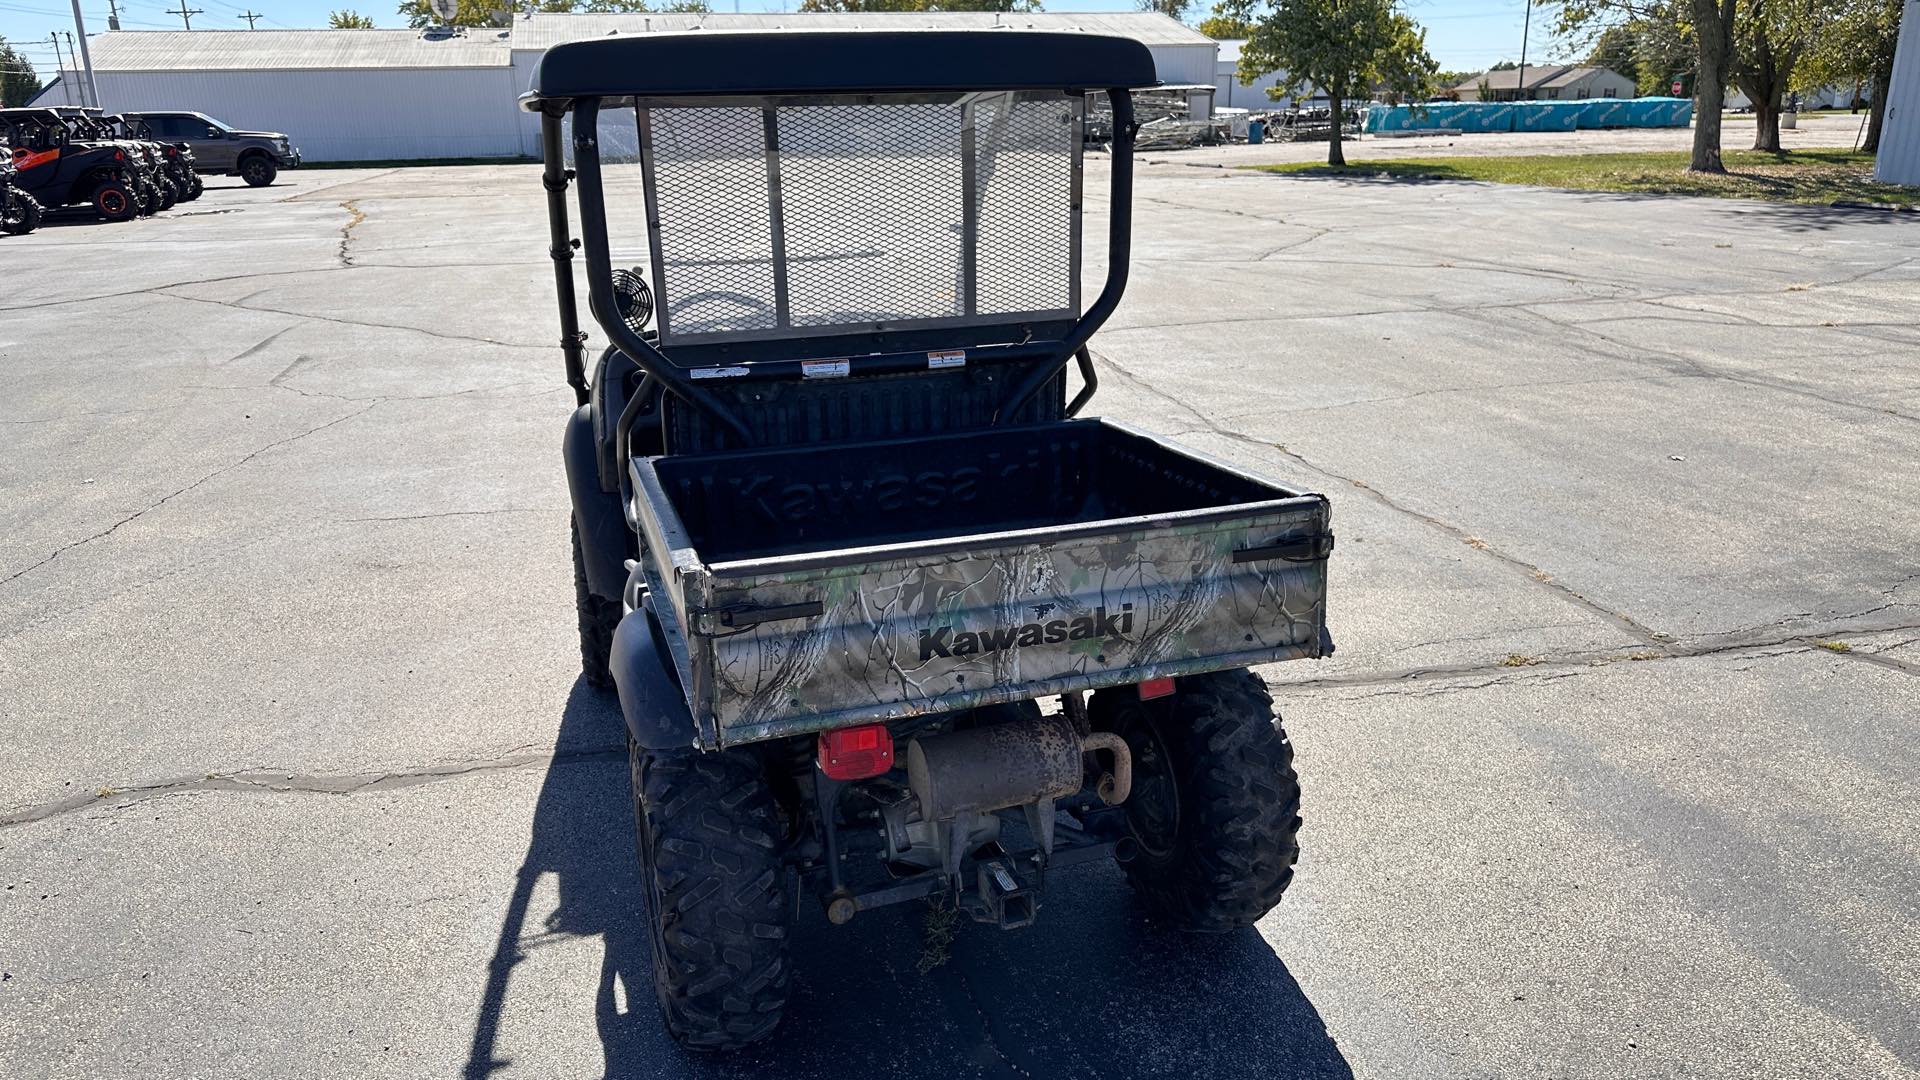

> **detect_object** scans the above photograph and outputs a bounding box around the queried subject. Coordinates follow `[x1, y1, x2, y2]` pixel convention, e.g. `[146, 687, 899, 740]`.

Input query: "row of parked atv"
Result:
[3, 106, 210, 237]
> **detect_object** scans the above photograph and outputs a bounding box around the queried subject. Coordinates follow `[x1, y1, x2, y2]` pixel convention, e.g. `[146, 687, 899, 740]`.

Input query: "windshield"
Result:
[195, 114, 234, 133]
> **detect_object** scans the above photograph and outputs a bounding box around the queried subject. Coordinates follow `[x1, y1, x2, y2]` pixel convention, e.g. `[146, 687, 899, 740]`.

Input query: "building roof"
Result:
[1451, 65, 1625, 93]
[85, 28, 513, 72]
[510, 11, 1214, 53]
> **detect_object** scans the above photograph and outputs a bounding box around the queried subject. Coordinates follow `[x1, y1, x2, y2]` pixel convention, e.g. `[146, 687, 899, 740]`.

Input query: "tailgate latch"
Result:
[1232, 532, 1335, 564]
[690, 600, 824, 634]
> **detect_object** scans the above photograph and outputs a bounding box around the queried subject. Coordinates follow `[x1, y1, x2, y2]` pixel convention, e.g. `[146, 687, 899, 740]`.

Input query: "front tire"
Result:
[571, 522, 620, 689]
[631, 743, 792, 1049]
[2, 190, 40, 235]
[240, 155, 278, 187]
[1089, 669, 1303, 931]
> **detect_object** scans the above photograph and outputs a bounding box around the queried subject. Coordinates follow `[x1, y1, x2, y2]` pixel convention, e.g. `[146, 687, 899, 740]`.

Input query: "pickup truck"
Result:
[123, 110, 298, 186]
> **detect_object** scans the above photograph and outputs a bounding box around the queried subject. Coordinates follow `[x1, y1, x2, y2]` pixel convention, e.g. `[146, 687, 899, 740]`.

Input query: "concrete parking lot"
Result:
[2, 155, 1917, 1079]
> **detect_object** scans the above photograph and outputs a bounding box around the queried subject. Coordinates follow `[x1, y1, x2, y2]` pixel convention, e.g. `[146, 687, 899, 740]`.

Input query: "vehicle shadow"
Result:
[465, 681, 1352, 1080]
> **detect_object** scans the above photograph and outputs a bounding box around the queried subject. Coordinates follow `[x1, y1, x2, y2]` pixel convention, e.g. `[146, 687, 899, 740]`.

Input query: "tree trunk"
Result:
[1863, 72, 1890, 153]
[1327, 92, 1347, 167]
[1689, 0, 1736, 173]
[1752, 97, 1781, 151]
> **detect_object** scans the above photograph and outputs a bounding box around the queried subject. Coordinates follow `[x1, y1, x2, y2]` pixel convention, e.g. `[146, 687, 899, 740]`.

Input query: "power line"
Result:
[163, 0, 201, 27]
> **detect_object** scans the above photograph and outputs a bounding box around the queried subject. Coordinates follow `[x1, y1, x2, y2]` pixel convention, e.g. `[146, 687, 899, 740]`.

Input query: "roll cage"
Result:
[521, 30, 1156, 451]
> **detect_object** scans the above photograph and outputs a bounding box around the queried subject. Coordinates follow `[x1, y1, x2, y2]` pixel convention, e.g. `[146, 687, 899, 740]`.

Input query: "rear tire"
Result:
[240, 155, 278, 187]
[92, 181, 136, 222]
[572, 522, 621, 689]
[1089, 669, 1303, 931]
[631, 742, 791, 1050]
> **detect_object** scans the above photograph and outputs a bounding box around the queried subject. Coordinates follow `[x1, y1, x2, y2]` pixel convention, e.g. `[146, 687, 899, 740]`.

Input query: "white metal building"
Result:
[1213, 39, 1311, 110]
[81, 29, 521, 162]
[1877, 0, 1920, 184]
[510, 12, 1220, 156]
[64, 15, 1218, 163]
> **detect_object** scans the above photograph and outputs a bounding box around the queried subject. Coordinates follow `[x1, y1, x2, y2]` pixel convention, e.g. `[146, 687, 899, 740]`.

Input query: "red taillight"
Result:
[114, 150, 125, 161]
[1138, 677, 1176, 700]
[817, 724, 894, 781]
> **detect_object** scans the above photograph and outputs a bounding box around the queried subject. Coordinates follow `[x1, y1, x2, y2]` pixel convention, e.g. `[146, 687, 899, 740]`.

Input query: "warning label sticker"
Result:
[801, 359, 851, 379]
[927, 350, 966, 369]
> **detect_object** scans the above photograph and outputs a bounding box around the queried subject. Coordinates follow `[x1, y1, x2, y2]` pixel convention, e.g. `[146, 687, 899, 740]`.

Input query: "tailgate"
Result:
[642, 481, 1331, 748]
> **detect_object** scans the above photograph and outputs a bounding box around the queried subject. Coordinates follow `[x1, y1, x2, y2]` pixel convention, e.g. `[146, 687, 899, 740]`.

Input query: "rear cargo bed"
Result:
[631, 419, 1332, 747]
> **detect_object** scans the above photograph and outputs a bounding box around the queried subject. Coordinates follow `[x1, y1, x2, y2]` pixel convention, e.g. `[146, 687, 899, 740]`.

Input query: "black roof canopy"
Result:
[521, 29, 1158, 107]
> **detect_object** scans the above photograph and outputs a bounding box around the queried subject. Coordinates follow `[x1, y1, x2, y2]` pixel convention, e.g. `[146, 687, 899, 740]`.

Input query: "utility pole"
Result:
[65, 0, 99, 108]
[1510, 0, 1532, 131]
[106, 0, 121, 30]
[48, 33, 72, 105]
[64, 27, 97, 108]
[166, 2, 204, 29]
[238, 9, 262, 27]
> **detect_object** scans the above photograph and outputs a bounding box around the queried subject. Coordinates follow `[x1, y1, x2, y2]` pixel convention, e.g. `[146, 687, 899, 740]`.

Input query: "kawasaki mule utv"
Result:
[1, 109, 142, 223]
[529, 29, 1334, 1049]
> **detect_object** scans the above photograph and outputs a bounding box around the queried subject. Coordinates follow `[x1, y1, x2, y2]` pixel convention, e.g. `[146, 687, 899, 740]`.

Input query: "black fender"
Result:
[564, 403, 631, 602]
[611, 601, 697, 751]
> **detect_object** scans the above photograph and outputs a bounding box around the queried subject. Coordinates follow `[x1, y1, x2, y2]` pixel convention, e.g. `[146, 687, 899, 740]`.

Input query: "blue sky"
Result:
[3, 0, 1562, 88]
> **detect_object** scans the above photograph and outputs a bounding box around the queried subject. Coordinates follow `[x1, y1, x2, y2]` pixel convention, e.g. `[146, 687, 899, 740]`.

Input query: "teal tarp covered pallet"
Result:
[1363, 98, 1694, 134]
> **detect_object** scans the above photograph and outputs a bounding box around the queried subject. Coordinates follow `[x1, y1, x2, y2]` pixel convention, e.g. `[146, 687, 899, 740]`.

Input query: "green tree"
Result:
[329, 9, 377, 26]
[1586, 23, 1641, 84]
[1197, 0, 1258, 38]
[1797, 0, 1901, 151]
[1558, 0, 1739, 172]
[1, 36, 44, 109]
[1732, 0, 1833, 151]
[1137, 0, 1195, 18]
[397, 0, 508, 26]
[1241, 0, 1437, 165]
[798, 0, 1038, 9]
[1627, 11, 1696, 94]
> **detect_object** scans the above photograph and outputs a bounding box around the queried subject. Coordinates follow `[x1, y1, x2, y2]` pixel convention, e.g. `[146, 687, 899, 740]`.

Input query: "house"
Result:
[1452, 65, 1636, 102]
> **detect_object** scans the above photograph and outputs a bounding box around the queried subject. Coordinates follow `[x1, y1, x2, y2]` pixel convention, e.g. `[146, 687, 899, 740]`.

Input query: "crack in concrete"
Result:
[0, 744, 627, 830]
[1529, 308, 1920, 425]
[14, 624, 1912, 831]
[1269, 623, 1920, 696]
[337, 200, 366, 268]
[0, 401, 378, 590]
[157, 290, 548, 351]
[218, 325, 298, 367]
[341, 507, 554, 524]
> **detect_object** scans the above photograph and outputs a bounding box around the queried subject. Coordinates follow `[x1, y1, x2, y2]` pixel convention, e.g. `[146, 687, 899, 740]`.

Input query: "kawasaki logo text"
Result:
[918, 605, 1134, 661]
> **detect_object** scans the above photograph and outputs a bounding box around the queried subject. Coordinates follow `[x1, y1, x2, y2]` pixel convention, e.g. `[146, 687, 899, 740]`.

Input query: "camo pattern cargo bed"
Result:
[631, 418, 1333, 746]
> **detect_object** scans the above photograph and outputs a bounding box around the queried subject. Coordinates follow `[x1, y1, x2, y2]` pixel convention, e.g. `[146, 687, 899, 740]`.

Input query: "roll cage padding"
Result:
[520, 29, 1157, 107]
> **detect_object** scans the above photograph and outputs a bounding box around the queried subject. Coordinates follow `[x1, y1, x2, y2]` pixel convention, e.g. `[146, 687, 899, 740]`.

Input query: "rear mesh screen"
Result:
[634, 92, 1081, 345]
